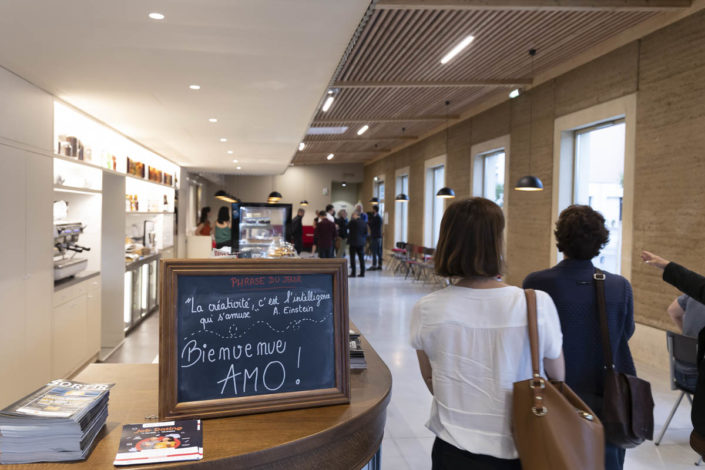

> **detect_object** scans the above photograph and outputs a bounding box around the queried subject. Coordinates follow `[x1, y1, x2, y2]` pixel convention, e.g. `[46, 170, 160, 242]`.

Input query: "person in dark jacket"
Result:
[314, 210, 337, 259]
[291, 208, 304, 254]
[348, 211, 367, 277]
[642, 249, 705, 456]
[335, 209, 348, 258]
[641, 250, 705, 304]
[523, 205, 635, 470]
[368, 205, 383, 270]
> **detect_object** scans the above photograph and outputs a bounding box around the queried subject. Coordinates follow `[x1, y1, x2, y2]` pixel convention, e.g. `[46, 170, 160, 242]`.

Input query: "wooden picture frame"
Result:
[159, 258, 350, 420]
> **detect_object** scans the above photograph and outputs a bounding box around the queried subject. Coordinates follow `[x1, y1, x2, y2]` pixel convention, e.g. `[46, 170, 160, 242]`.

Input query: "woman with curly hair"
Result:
[523, 205, 636, 470]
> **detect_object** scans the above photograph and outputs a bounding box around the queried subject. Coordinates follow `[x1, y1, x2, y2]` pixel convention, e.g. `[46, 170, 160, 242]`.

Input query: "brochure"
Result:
[113, 420, 203, 466]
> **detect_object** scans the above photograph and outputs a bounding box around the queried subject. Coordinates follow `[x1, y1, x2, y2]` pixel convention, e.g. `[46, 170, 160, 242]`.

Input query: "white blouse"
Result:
[410, 285, 562, 460]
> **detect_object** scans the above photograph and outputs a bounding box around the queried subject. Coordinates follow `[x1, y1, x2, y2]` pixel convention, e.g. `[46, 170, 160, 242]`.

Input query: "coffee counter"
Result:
[7, 334, 391, 469]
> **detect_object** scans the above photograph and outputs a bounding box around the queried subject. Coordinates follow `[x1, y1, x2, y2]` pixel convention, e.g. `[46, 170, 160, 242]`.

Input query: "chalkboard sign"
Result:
[159, 259, 350, 420]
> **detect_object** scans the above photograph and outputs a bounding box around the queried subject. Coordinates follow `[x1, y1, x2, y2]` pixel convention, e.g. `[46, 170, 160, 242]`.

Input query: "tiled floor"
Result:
[105, 267, 701, 469]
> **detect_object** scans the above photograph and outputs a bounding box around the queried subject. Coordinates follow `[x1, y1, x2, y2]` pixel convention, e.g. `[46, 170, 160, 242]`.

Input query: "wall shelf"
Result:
[54, 184, 102, 195]
[53, 153, 176, 189]
[126, 211, 175, 215]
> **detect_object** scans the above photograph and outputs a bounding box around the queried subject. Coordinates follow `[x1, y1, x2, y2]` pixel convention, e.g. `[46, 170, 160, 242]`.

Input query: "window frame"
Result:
[395, 167, 410, 245]
[552, 94, 636, 279]
[423, 155, 446, 247]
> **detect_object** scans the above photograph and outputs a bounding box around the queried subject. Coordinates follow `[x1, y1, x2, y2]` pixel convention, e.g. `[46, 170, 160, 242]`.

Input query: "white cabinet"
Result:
[52, 275, 101, 378]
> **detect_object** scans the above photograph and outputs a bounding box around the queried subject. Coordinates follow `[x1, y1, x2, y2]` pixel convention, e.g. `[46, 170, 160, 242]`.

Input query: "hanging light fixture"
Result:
[370, 196, 379, 203]
[267, 175, 282, 203]
[215, 190, 239, 203]
[300, 200, 309, 207]
[515, 49, 544, 192]
[436, 187, 456, 198]
[395, 193, 409, 202]
[437, 100, 456, 199]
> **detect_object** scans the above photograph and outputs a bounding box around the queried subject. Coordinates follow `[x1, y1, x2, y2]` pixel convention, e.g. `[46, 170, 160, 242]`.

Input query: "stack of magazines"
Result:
[350, 331, 367, 370]
[0, 379, 112, 464]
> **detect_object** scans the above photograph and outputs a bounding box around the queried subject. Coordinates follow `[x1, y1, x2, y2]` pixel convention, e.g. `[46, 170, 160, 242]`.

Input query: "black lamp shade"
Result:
[215, 190, 239, 203]
[300, 200, 309, 206]
[370, 196, 379, 203]
[436, 187, 456, 198]
[267, 191, 282, 203]
[514, 175, 544, 191]
[395, 193, 409, 202]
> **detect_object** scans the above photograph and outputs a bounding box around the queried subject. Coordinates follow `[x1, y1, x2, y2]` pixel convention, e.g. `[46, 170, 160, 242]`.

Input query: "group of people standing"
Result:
[290, 203, 383, 277]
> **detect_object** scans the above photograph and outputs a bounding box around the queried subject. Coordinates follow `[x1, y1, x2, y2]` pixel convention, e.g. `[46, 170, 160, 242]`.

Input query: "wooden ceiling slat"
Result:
[306, 7, 660, 164]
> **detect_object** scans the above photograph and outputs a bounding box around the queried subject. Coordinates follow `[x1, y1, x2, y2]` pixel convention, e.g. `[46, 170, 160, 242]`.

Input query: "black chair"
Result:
[655, 331, 699, 446]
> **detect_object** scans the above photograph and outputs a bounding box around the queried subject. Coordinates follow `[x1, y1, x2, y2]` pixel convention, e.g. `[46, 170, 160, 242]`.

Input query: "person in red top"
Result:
[314, 210, 337, 258]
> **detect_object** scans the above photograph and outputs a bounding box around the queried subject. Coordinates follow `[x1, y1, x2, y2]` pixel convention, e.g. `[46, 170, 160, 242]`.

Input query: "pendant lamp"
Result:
[267, 175, 282, 203]
[300, 200, 309, 207]
[215, 190, 239, 203]
[515, 49, 544, 192]
[267, 191, 282, 203]
[370, 196, 379, 203]
[436, 187, 456, 198]
[395, 193, 409, 202]
[436, 100, 456, 199]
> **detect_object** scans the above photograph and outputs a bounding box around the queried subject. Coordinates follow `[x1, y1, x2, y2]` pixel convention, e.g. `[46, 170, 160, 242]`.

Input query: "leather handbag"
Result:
[512, 289, 605, 470]
[594, 268, 654, 448]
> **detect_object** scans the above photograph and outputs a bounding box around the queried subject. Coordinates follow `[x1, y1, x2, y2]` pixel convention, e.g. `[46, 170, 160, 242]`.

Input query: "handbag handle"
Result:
[524, 289, 547, 416]
[594, 268, 615, 369]
[525, 289, 540, 377]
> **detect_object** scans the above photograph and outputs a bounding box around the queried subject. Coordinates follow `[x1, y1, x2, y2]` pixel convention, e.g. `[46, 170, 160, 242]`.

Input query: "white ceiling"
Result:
[0, 0, 370, 174]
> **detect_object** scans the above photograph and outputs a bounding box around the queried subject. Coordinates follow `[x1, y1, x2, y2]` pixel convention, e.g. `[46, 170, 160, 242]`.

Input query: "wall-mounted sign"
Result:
[159, 259, 350, 420]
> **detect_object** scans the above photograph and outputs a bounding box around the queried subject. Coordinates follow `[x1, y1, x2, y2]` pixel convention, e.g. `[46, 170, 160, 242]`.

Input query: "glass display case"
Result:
[231, 203, 292, 256]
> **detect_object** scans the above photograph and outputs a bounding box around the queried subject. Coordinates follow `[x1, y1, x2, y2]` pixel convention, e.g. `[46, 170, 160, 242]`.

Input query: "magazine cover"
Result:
[3, 380, 113, 419]
[113, 420, 203, 466]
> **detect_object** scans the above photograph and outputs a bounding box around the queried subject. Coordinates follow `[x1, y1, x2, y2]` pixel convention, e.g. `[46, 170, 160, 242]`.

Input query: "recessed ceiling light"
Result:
[236, 166, 242, 170]
[357, 125, 369, 136]
[227, 150, 234, 154]
[342, 182, 347, 187]
[321, 96, 335, 112]
[232, 159, 238, 163]
[189, 84, 200, 90]
[208, 118, 218, 123]
[298, 142, 305, 151]
[220, 138, 227, 142]
[440, 35, 475, 65]
[148, 12, 165, 20]
[509, 89, 520, 99]
[326, 153, 334, 160]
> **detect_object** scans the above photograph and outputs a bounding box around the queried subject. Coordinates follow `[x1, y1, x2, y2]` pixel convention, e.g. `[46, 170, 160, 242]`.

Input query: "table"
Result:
[7, 336, 391, 469]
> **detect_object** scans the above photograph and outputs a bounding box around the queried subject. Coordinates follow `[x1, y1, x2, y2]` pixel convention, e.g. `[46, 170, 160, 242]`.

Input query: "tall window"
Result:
[395, 173, 408, 244]
[573, 120, 626, 273]
[425, 165, 445, 247]
[374, 179, 385, 217]
[478, 150, 505, 207]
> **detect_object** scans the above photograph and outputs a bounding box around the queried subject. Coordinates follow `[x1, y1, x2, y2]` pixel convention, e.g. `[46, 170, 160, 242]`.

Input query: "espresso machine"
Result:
[53, 222, 90, 281]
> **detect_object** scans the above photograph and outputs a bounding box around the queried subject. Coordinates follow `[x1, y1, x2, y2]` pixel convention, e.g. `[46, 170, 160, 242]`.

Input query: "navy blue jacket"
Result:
[523, 259, 636, 413]
[347, 218, 368, 247]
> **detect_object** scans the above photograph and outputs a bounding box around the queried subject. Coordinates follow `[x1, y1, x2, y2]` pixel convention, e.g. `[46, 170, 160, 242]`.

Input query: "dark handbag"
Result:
[512, 289, 604, 470]
[594, 268, 654, 448]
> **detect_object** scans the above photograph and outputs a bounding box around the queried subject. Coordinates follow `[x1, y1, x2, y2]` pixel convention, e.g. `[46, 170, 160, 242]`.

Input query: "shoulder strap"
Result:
[594, 268, 615, 369]
[524, 289, 540, 377]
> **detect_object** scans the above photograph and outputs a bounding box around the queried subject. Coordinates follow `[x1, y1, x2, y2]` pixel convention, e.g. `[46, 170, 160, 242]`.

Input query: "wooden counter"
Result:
[6, 336, 391, 469]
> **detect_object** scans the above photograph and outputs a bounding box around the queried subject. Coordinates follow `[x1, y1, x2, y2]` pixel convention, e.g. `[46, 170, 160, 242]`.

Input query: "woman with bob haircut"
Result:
[411, 197, 565, 469]
[523, 204, 636, 470]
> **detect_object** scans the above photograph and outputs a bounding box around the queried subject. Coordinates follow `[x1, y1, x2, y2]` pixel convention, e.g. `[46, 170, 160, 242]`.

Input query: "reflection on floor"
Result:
[105, 268, 700, 469]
